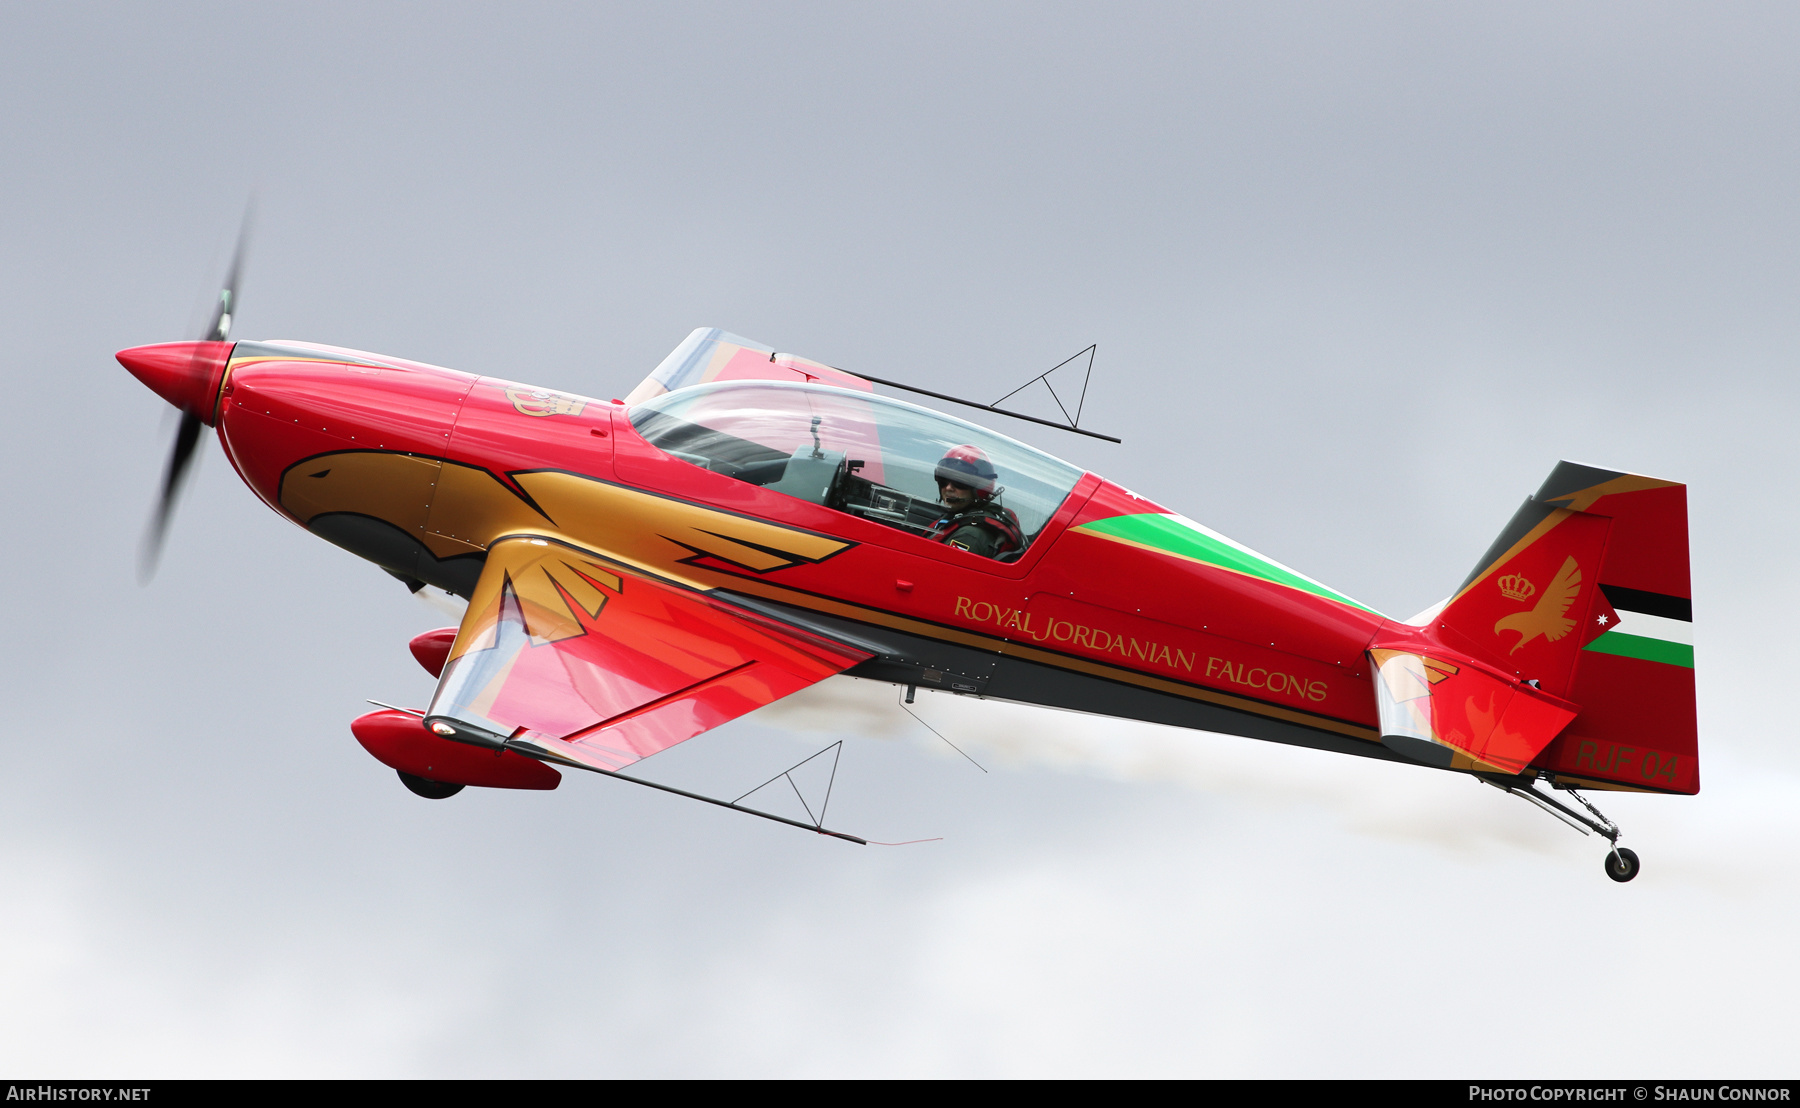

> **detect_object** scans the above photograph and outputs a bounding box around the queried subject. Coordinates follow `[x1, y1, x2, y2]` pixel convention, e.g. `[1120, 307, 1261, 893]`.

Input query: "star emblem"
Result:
[1596, 613, 1610, 626]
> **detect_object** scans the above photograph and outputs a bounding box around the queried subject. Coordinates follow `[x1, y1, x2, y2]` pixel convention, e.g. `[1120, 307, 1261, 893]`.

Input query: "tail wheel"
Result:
[397, 770, 464, 799]
[1604, 847, 1641, 883]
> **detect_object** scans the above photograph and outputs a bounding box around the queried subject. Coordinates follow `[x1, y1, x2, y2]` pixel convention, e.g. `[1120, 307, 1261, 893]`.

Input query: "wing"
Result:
[423, 535, 871, 772]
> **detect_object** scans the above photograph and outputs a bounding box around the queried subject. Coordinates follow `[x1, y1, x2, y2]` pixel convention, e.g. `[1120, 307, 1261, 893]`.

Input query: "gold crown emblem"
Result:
[506, 388, 587, 418]
[1498, 573, 1536, 603]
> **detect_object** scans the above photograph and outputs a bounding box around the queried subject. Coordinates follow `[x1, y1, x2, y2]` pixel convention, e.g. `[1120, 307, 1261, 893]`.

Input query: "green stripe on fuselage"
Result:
[1076, 513, 1378, 614]
[1583, 631, 1695, 668]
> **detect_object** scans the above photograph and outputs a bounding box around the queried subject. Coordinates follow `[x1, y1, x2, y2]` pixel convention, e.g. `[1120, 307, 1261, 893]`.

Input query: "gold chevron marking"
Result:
[1542, 474, 1676, 513]
[1445, 476, 1678, 609]
[1445, 507, 1576, 607]
[1369, 649, 1458, 702]
[513, 471, 851, 579]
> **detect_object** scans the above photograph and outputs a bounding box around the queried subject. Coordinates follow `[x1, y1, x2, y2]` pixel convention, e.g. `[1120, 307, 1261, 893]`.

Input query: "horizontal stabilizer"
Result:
[1369, 646, 1578, 775]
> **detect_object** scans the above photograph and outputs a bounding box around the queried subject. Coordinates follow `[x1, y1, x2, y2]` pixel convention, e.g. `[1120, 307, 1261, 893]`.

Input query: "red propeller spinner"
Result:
[117, 340, 233, 424]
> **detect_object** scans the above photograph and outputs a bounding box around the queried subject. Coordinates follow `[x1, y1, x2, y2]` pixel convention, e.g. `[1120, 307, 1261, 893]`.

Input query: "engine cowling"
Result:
[351, 709, 561, 790]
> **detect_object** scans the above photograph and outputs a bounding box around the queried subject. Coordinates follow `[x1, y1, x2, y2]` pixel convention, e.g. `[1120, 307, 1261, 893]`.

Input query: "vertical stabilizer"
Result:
[1428, 462, 1695, 793]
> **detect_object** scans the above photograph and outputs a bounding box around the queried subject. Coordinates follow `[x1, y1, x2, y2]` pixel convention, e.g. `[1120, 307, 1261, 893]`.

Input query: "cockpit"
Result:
[629, 380, 1086, 555]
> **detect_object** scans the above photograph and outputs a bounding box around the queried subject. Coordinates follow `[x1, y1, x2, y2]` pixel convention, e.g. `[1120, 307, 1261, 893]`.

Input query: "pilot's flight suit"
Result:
[930, 502, 1024, 558]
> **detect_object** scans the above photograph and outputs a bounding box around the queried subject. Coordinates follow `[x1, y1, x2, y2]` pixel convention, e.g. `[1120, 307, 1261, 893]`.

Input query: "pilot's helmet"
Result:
[935, 444, 999, 497]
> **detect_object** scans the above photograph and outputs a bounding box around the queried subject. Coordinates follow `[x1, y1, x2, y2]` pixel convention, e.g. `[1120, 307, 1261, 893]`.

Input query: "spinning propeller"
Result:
[122, 218, 250, 581]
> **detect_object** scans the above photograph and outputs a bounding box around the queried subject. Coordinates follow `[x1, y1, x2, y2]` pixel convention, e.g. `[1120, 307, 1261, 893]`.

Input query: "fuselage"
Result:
[203, 339, 1412, 763]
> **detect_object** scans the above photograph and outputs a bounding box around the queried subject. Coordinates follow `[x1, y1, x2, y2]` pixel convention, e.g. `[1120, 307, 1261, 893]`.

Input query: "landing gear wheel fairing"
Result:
[398, 771, 464, 800]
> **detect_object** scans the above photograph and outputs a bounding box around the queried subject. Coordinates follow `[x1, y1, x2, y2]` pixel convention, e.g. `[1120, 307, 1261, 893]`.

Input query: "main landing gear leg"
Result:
[1482, 776, 1640, 883]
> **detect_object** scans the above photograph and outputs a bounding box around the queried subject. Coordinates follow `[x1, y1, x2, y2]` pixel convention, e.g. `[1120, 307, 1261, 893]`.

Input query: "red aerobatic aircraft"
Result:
[120, 259, 1694, 882]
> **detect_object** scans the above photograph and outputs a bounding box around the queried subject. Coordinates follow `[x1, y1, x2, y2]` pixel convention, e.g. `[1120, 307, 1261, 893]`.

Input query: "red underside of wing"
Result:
[532, 656, 850, 772]
[467, 564, 870, 771]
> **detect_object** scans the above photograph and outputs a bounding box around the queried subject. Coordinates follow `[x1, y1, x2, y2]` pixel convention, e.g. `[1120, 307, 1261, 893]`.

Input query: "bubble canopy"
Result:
[629, 380, 1086, 545]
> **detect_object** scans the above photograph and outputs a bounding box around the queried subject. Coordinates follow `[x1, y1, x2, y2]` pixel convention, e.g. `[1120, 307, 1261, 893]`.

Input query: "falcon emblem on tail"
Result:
[1494, 555, 1582, 654]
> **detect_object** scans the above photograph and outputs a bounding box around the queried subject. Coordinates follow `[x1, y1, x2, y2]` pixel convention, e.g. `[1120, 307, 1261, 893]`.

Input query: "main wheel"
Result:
[1604, 846, 1641, 883]
[398, 770, 464, 799]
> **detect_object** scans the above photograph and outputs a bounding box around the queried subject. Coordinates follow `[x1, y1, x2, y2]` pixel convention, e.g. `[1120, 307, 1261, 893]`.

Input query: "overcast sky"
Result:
[2, 1, 1798, 1076]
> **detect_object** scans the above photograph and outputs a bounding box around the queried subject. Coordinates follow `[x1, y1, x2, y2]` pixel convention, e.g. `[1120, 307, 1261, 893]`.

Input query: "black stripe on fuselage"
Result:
[719, 592, 1417, 770]
[1599, 583, 1692, 622]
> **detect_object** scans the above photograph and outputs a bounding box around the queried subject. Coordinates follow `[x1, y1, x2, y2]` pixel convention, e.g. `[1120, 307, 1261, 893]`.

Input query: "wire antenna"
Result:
[841, 342, 1120, 443]
[732, 741, 846, 828]
[991, 344, 1098, 431]
[897, 689, 987, 773]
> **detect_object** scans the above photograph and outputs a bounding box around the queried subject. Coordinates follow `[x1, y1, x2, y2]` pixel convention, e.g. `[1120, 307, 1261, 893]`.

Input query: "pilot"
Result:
[930, 445, 1024, 558]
